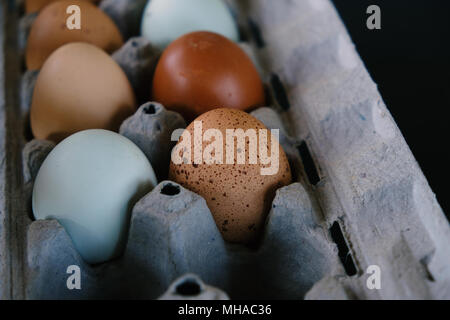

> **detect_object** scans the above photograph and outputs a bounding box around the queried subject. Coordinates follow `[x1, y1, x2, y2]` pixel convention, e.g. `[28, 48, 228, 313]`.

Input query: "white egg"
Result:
[141, 0, 239, 50]
[32, 129, 157, 264]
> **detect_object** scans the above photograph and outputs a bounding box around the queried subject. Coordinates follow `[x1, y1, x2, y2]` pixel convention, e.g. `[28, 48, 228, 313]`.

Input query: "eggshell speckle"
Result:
[30, 42, 136, 142]
[153, 31, 265, 121]
[141, 0, 239, 50]
[32, 129, 158, 264]
[26, 0, 123, 70]
[169, 108, 292, 243]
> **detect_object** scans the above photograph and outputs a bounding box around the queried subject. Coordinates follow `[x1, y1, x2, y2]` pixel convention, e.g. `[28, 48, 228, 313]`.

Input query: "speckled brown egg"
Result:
[30, 42, 136, 142]
[25, 0, 99, 13]
[152, 31, 265, 121]
[169, 108, 292, 243]
[26, 0, 122, 70]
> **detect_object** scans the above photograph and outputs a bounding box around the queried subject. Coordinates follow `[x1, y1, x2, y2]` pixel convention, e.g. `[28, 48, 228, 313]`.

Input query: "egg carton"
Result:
[1, 0, 450, 300]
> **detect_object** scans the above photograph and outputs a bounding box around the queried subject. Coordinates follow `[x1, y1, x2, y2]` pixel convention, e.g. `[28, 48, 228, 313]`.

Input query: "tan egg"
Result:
[30, 42, 136, 142]
[26, 0, 122, 70]
[25, 0, 99, 13]
[169, 108, 292, 244]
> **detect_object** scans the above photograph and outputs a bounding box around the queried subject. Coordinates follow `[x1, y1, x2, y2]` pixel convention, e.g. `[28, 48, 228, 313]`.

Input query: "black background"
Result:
[331, 0, 450, 218]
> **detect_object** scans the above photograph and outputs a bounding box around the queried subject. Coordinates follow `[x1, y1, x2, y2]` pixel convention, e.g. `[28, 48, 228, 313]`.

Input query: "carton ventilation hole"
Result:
[161, 183, 180, 196]
[20, 58, 26, 73]
[17, 1, 25, 16]
[176, 280, 201, 296]
[238, 25, 250, 42]
[24, 115, 33, 142]
[330, 221, 358, 276]
[270, 74, 291, 111]
[248, 18, 265, 48]
[264, 84, 274, 105]
[298, 141, 320, 185]
[143, 104, 156, 115]
[420, 257, 435, 282]
[27, 198, 35, 221]
[424, 266, 435, 282]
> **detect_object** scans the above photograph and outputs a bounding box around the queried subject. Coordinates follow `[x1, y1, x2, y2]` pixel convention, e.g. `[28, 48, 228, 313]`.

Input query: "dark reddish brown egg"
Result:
[152, 31, 265, 120]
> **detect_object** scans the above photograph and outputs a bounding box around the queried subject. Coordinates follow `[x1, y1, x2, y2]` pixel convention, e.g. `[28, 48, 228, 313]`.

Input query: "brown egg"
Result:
[26, 0, 122, 70]
[25, 0, 99, 13]
[30, 42, 136, 142]
[169, 108, 292, 243]
[152, 31, 265, 121]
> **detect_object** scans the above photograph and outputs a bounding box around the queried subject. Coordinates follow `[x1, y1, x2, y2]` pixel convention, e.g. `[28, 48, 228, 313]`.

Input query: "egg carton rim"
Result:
[2, 0, 450, 300]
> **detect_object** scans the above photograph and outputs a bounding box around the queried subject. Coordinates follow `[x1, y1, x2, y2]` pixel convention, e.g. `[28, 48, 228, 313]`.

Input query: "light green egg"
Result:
[141, 0, 239, 50]
[32, 129, 157, 264]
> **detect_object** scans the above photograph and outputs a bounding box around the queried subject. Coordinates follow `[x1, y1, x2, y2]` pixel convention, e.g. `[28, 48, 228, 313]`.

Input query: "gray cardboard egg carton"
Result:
[1, 0, 449, 300]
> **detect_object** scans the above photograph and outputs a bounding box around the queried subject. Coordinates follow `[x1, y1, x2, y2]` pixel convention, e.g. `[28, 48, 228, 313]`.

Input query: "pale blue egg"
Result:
[32, 129, 157, 264]
[141, 0, 239, 50]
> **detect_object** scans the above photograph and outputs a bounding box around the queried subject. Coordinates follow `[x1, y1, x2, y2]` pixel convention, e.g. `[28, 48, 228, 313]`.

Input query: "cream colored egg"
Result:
[30, 42, 136, 142]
